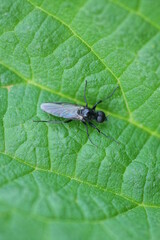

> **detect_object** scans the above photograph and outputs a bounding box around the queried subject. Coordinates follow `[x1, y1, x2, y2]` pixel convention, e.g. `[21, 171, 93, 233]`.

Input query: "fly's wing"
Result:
[41, 103, 84, 120]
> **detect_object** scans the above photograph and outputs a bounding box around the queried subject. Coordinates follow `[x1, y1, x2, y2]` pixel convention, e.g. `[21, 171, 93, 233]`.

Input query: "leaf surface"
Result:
[0, 0, 160, 239]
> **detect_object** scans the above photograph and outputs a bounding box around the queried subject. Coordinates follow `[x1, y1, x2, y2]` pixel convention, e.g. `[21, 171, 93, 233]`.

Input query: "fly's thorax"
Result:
[82, 108, 90, 117]
[79, 107, 96, 120]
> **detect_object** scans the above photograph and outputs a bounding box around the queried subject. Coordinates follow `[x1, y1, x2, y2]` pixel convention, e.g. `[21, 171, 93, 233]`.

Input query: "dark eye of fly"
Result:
[97, 115, 103, 123]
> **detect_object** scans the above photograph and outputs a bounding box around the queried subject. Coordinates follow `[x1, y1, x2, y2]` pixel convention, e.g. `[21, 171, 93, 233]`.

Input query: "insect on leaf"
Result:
[0, 0, 160, 239]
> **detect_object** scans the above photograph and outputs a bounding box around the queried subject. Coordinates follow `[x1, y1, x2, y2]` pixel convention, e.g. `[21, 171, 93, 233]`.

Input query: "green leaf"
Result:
[0, 0, 160, 239]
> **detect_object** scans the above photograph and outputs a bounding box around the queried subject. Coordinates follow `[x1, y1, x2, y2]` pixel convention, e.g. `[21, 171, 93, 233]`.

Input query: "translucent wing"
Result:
[41, 103, 84, 120]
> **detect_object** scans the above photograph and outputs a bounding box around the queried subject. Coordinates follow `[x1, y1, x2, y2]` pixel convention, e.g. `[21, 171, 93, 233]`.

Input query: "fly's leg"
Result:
[92, 86, 119, 110]
[92, 100, 102, 110]
[33, 119, 72, 124]
[84, 80, 88, 107]
[82, 121, 97, 146]
[88, 122, 119, 144]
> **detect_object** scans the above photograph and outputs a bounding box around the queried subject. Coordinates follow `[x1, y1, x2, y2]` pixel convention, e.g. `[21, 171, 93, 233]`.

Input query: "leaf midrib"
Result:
[1, 151, 160, 211]
[0, 59, 160, 139]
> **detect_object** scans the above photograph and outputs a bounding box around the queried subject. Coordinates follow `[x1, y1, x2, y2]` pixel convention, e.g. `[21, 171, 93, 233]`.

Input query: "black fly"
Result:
[34, 81, 119, 145]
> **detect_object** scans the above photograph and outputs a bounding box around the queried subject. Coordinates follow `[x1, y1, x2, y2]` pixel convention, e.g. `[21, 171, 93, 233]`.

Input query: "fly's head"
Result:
[96, 111, 106, 123]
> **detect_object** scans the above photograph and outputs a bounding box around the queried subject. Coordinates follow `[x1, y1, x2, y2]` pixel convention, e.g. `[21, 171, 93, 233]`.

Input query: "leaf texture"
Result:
[0, 0, 160, 239]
